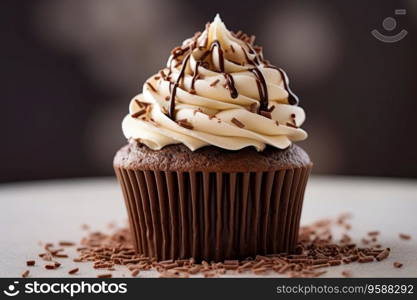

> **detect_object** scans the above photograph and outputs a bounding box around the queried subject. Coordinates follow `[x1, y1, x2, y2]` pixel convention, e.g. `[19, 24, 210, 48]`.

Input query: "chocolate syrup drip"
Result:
[266, 66, 299, 105]
[241, 46, 269, 111]
[169, 53, 191, 118]
[210, 40, 225, 72]
[223, 73, 238, 98]
[191, 61, 201, 90]
[250, 68, 268, 111]
[276, 67, 299, 105]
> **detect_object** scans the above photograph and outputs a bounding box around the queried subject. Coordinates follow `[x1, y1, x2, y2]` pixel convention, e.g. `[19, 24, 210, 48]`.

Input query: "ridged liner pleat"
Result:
[114, 166, 312, 262]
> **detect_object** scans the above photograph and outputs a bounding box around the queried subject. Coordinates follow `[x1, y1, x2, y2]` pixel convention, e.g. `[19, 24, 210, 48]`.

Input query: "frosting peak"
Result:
[122, 15, 308, 151]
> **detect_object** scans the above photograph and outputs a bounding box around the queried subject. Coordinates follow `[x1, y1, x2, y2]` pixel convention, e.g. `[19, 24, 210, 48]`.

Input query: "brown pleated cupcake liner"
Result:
[114, 166, 312, 262]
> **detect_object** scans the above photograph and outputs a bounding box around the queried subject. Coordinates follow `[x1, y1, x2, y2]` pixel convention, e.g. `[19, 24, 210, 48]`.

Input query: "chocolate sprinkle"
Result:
[21, 270, 29, 278]
[31, 213, 396, 278]
[286, 122, 298, 129]
[231, 117, 245, 128]
[26, 260, 35, 266]
[177, 119, 194, 130]
[260, 110, 271, 119]
[209, 79, 220, 87]
[131, 109, 146, 119]
[59, 241, 75, 247]
[399, 233, 411, 240]
[146, 82, 157, 93]
[68, 268, 79, 275]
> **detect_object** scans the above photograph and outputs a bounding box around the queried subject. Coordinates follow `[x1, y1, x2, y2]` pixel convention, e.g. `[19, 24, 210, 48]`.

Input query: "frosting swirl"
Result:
[122, 15, 307, 151]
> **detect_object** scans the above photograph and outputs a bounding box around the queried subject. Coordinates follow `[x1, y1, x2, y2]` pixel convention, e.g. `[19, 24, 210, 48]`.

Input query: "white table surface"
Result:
[0, 176, 416, 278]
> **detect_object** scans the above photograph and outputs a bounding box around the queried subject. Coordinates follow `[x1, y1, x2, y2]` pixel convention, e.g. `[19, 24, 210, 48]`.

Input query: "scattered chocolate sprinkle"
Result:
[131, 109, 146, 118]
[342, 258, 351, 264]
[209, 79, 220, 87]
[54, 262, 61, 268]
[286, 122, 298, 129]
[275, 121, 280, 126]
[165, 96, 170, 101]
[26, 260, 35, 266]
[159, 70, 167, 80]
[134, 99, 143, 108]
[223, 260, 239, 265]
[177, 119, 193, 130]
[291, 113, 296, 119]
[260, 110, 271, 119]
[368, 231, 380, 236]
[393, 262, 403, 268]
[153, 76, 160, 80]
[97, 273, 112, 278]
[310, 263, 330, 270]
[253, 267, 268, 275]
[22, 270, 29, 278]
[38, 253, 52, 261]
[204, 272, 217, 278]
[44, 243, 53, 251]
[45, 264, 57, 270]
[329, 260, 342, 266]
[146, 82, 157, 93]
[59, 241, 75, 247]
[33, 214, 392, 278]
[341, 270, 352, 277]
[230, 45, 235, 53]
[399, 233, 411, 240]
[376, 248, 390, 261]
[358, 256, 374, 263]
[249, 103, 258, 113]
[53, 253, 69, 258]
[231, 117, 245, 128]
[68, 268, 79, 275]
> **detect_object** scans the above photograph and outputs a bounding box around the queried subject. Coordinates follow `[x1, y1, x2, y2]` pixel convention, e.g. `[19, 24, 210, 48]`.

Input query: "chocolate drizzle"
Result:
[210, 40, 224, 72]
[164, 20, 299, 121]
[267, 66, 299, 105]
[223, 73, 238, 98]
[276, 68, 299, 105]
[250, 68, 268, 111]
[191, 61, 201, 91]
[241, 46, 269, 111]
[169, 53, 191, 118]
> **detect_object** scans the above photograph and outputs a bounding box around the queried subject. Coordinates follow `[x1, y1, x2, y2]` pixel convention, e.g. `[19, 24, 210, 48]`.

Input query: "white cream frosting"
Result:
[122, 15, 307, 151]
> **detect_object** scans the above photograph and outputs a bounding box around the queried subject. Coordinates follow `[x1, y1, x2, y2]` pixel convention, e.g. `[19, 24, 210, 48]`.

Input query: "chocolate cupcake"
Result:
[114, 15, 312, 262]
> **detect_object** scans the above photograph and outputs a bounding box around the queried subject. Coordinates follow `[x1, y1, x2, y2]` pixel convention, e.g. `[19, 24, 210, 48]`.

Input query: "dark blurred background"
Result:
[2, 0, 416, 182]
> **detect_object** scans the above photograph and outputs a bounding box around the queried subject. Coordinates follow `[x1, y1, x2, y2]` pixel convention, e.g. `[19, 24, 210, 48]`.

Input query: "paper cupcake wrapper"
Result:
[114, 166, 312, 262]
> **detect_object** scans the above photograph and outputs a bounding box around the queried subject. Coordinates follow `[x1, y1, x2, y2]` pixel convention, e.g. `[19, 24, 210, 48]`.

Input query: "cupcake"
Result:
[114, 15, 312, 262]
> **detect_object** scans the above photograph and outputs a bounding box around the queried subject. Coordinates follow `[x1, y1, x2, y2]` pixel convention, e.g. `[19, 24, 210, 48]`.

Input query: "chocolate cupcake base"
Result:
[114, 144, 312, 262]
